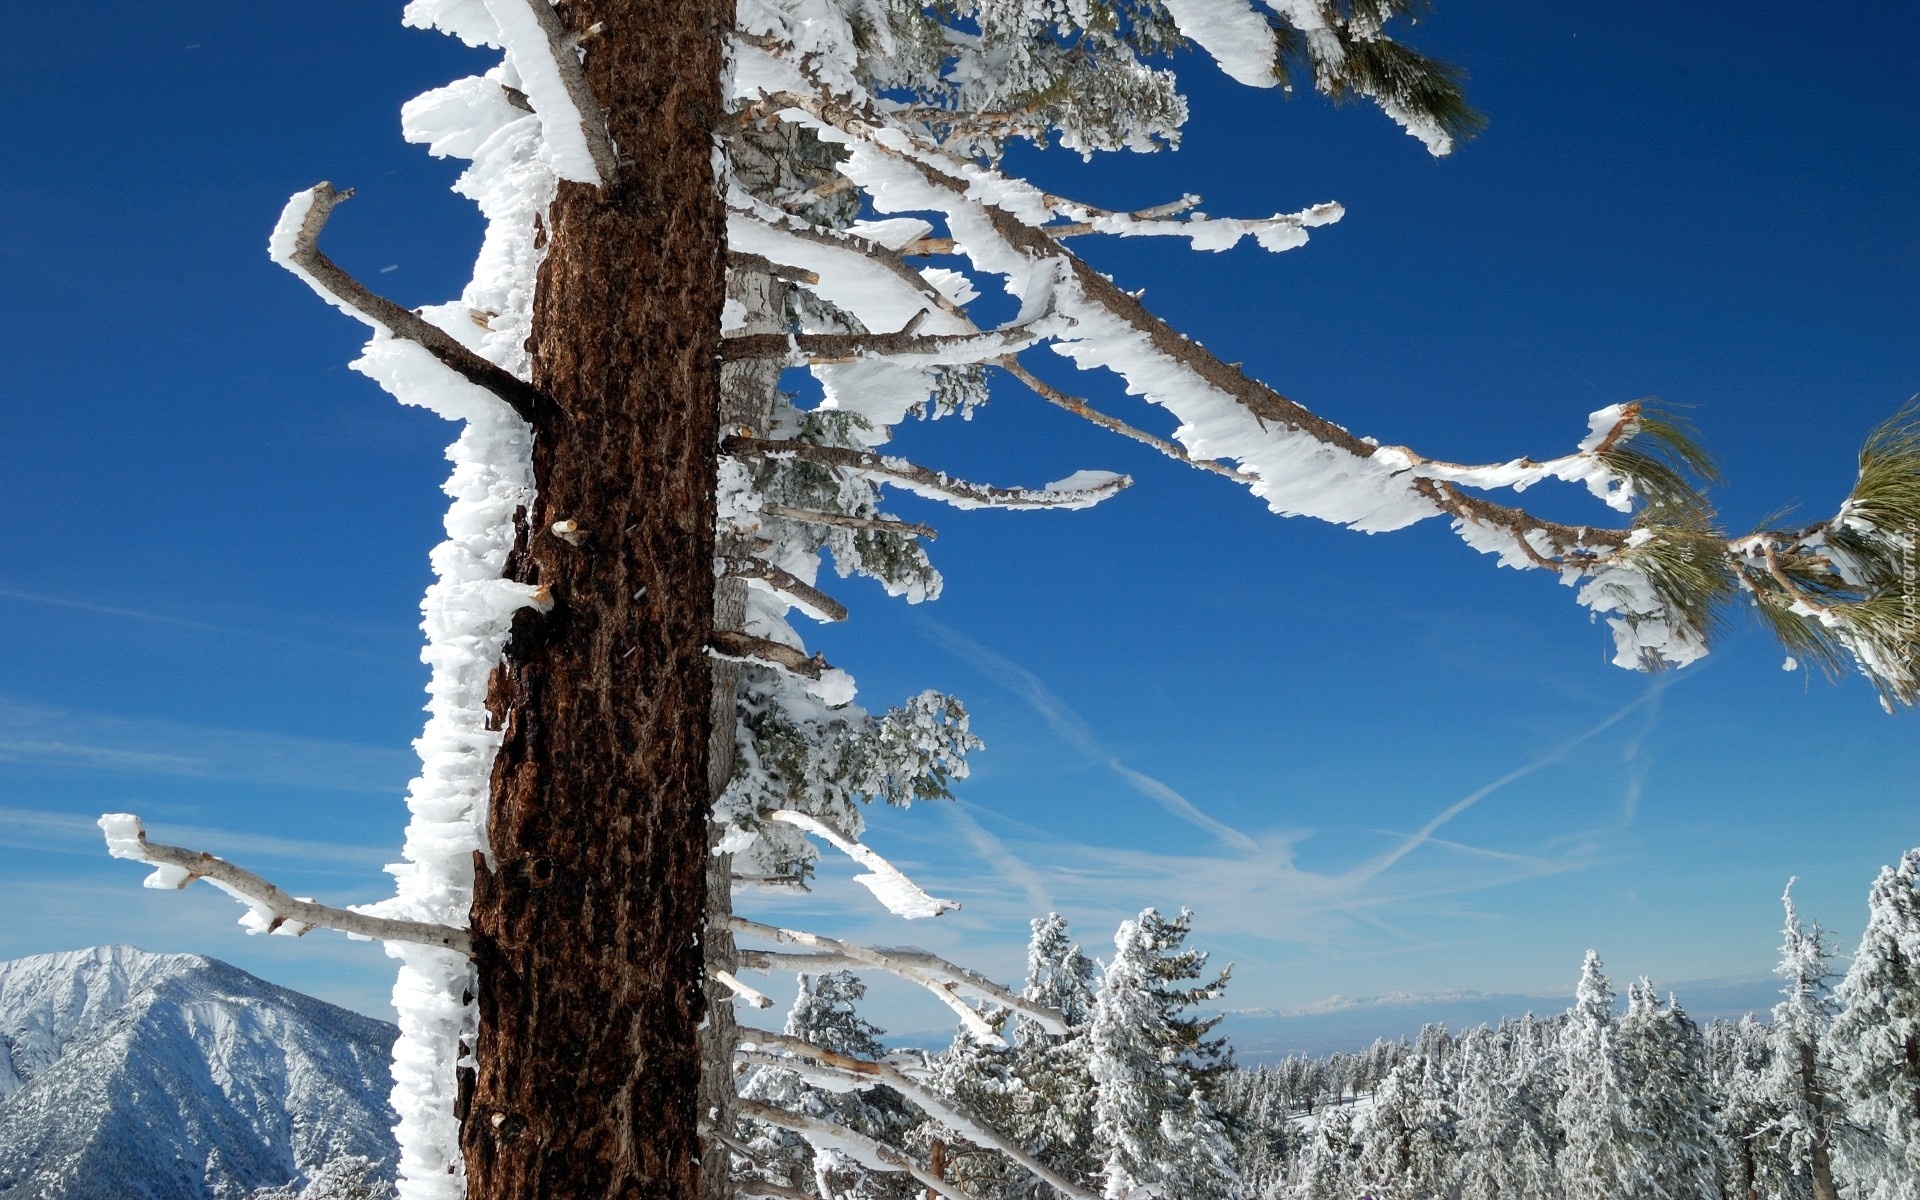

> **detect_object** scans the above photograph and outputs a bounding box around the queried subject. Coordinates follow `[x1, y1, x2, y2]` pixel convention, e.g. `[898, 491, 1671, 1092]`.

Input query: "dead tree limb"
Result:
[709, 630, 833, 680]
[97, 814, 472, 954]
[760, 503, 937, 541]
[268, 183, 557, 425]
[481, 0, 620, 183]
[729, 916, 1067, 1036]
[718, 554, 850, 622]
[722, 436, 1128, 511]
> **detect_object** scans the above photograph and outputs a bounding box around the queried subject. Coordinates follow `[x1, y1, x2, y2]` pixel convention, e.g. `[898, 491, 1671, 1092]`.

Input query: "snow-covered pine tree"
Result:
[1453, 1023, 1560, 1200]
[1554, 952, 1636, 1200]
[1710, 1015, 1792, 1200]
[93, 1, 1920, 1198]
[1348, 1047, 1456, 1200]
[1005, 915, 1101, 1199]
[1616, 981, 1720, 1200]
[1755, 878, 1843, 1200]
[1088, 909, 1239, 1200]
[1831, 848, 1920, 1199]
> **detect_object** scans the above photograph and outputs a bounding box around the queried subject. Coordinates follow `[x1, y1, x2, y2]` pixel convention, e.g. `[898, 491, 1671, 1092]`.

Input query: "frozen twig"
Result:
[97, 814, 472, 955]
[268, 183, 555, 425]
[997, 357, 1253, 483]
[722, 320, 1047, 367]
[709, 630, 836, 680]
[764, 809, 957, 919]
[718, 554, 850, 623]
[480, 0, 619, 184]
[714, 968, 777, 1009]
[729, 916, 1068, 1037]
[729, 250, 822, 285]
[736, 1099, 973, 1200]
[737, 1031, 1101, 1200]
[760, 503, 937, 542]
[722, 436, 1129, 512]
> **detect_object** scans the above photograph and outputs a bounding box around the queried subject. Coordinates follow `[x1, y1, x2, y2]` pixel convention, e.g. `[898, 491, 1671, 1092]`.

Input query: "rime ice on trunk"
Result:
[460, 2, 729, 1197]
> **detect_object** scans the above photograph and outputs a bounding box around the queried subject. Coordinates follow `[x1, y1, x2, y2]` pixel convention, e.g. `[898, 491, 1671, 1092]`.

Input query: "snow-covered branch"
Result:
[709, 631, 853, 704]
[722, 320, 1051, 367]
[722, 436, 1129, 512]
[267, 182, 555, 425]
[735, 1099, 972, 1200]
[714, 968, 777, 1009]
[729, 916, 1068, 1039]
[997, 357, 1252, 483]
[764, 809, 956, 918]
[759, 503, 937, 541]
[737, 1031, 1101, 1200]
[97, 814, 473, 954]
[477, 0, 618, 184]
[719, 554, 850, 623]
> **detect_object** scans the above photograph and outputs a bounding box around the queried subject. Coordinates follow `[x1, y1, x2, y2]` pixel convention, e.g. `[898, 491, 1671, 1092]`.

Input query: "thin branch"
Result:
[730, 250, 822, 286]
[722, 321, 1041, 367]
[997, 358, 1252, 483]
[719, 554, 850, 623]
[482, 0, 619, 183]
[761, 503, 937, 541]
[735, 1179, 812, 1200]
[733, 872, 811, 892]
[764, 809, 957, 918]
[269, 183, 555, 425]
[729, 916, 1067, 1036]
[737, 1033, 1100, 1200]
[736, 1099, 973, 1200]
[723, 435, 1129, 512]
[715, 968, 777, 1009]
[97, 814, 472, 955]
[709, 630, 834, 681]
[726, 204, 973, 328]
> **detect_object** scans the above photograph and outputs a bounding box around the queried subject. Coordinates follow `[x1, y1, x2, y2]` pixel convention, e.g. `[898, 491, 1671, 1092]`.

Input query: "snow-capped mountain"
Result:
[0, 946, 397, 1200]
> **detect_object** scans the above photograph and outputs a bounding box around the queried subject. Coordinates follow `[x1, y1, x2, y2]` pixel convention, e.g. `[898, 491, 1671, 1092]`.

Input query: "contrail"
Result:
[1346, 677, 1672, 886]
[920, 619, 1259, 853]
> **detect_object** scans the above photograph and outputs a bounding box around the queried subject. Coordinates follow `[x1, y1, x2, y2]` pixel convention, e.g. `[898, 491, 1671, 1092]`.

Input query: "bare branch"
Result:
[723, 435, 1129, 512]
[729, 916, 1068, 1036]
[764, 809, 957, 918]
[761, 503, 937, 541]
[732, 872, 811, 892]
[715, 968, 777, 1009]
[97, 814, 472, 955]
[997, 358, 1253, 483]
[729, 250, 822, 286]
[719, 554, 850, 622]
[722, 321, 1043, 367]
[737, 1032, 1101, 1200]
[736, 1099, 973, 1200]
[268, 184, 555, 425]
[735, 1178, 812, 1200]
[481, 0, 619, 183]
[709, 630, 834, 680]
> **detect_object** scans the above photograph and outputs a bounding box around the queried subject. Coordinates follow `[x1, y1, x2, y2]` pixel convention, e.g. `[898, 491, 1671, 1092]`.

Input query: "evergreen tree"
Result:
[1006, 915, 1100, 1198]
[1350, 1049, 1456, 1199]
[1757, 879, 1842, 1200]
[1831, 848, 1920, 1198]
[1555, 952, 1636, 1200]
[1617, 982, 1720, 1200]
[1454, 1024, 1560, 1200]
[1089, 909, 1239, 1200]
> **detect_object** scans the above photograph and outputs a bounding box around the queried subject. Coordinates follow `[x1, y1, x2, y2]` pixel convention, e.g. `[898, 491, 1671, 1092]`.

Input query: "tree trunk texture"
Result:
[1800, 1040, 1839, 1200]
[464, 3, 731, 1197]
[699, 260, 790, 1200]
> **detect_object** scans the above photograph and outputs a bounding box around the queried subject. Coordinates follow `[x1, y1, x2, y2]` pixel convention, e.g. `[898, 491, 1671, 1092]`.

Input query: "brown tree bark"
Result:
[463, 3, 732, 1197]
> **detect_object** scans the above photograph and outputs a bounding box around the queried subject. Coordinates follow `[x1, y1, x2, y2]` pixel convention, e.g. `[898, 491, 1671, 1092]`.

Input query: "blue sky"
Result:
[1, 2, 1915, 1046]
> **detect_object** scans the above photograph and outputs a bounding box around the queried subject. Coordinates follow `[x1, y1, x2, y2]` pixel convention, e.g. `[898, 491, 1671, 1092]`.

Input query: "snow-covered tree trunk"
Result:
[460, 3, 730, 1197]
